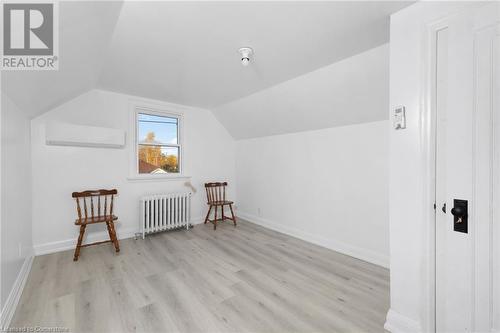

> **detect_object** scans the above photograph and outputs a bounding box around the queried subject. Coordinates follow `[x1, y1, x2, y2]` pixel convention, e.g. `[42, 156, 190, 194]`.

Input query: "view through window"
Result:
[137, 112, 180, 174]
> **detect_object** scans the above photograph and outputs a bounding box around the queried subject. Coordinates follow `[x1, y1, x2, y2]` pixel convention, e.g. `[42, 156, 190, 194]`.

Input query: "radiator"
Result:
[140, 192, 192, 239]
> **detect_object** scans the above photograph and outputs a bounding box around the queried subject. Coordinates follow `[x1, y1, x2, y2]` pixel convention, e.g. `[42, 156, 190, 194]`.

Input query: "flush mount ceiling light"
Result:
[238, 47, 253, 67]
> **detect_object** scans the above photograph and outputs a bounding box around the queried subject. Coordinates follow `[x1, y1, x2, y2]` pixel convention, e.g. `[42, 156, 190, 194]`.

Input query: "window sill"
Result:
[127, 174, 192, 182]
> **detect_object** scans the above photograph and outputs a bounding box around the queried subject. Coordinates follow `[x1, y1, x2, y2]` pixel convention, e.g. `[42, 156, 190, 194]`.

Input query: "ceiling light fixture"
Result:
[238, 47, 253, 67]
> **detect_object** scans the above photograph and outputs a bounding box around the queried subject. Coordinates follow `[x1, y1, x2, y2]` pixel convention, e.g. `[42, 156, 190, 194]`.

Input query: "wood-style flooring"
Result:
[11, 219, 389, 332]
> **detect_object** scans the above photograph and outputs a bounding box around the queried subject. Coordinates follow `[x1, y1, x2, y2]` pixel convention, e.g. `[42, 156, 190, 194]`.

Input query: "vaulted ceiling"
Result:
[1, 1, 123, 117]
[214, 44, 389, 139]
[1, 1, 411, 118]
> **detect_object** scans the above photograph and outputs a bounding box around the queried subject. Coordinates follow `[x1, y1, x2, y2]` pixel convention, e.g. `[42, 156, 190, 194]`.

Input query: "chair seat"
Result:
[209, 200, 234, 205]
[75, 215, 118, 225]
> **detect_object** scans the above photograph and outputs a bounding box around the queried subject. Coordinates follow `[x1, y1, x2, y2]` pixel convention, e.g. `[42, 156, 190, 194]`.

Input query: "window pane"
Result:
[138, 145, 179, 174]
[138, 113, 178, 145]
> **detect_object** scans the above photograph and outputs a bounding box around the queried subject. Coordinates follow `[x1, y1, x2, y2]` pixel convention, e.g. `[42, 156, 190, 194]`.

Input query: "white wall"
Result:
[1, 93, 33, 311]
[218, 43, 390, 268]
[236, 120, 389, 267]
[31, 89, 236, 254]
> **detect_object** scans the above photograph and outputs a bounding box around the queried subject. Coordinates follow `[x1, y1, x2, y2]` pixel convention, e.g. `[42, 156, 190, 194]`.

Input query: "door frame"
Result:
[420, 4, 500, 332]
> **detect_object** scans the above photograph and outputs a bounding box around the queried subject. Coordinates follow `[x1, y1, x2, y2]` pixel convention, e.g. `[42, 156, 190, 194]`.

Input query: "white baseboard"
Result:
[34, 227, 138, 256]
[237, 211, 389, 268]
[384, 309, 422, 333]
[0, 255, 34, 328]
[34, 217, 204, 256]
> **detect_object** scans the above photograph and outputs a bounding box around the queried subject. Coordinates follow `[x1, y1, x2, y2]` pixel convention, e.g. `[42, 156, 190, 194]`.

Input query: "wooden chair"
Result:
[204, 182, 236, 230]
[72, 189, 120, 261]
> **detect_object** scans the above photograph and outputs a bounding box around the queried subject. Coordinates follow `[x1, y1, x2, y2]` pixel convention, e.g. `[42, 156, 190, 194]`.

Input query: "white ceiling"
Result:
[1, 1, 123, 117]
[214, 44, 389, 139]
[1, 1, 411, 118]
[98, 1, 410, 108]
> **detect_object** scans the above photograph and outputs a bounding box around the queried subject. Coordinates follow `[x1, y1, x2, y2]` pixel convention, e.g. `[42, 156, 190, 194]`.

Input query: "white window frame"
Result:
[128, 100, 190, 181]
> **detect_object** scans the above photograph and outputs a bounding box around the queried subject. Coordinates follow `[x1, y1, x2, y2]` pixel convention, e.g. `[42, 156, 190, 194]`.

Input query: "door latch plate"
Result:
[452, 199, 468, 233]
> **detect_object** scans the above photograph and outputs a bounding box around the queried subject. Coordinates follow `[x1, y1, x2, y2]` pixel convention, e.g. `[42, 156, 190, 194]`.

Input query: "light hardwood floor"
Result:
[11, 219, 389, 332]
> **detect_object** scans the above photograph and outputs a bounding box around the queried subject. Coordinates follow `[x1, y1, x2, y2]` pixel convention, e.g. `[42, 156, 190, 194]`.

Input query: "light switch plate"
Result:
[394, 106, 406, 130]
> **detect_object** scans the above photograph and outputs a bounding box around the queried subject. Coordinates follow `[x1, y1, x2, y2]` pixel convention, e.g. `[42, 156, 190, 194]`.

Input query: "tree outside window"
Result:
[137, 113, 180, 174]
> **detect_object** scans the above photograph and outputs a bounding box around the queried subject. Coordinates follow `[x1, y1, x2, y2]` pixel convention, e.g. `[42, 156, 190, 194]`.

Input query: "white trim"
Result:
[128, 98, 186, 180]
[0, 255, 34, 328]
[34, 217, 204, 256]
[421, 17, 450, 333]
[384, 309, 423, 333]
[126, 174, 191, 182]
[237, 211, 389, 268]
[492, 25, 500, 333]
[34, 227, 138, 256]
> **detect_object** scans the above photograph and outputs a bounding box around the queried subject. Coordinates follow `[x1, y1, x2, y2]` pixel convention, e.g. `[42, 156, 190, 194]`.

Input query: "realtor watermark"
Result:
[1, 2, 59, 70]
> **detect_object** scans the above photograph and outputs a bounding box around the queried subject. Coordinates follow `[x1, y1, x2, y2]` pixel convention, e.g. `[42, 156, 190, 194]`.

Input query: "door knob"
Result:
[451, 206, 465, 218]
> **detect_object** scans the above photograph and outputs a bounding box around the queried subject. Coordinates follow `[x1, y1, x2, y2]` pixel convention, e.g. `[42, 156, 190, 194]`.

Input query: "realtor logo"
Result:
[1, 2, 58, 70]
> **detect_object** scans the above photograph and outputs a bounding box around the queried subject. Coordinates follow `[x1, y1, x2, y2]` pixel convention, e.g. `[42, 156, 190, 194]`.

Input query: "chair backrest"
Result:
[205, 182, 227, 204]
[72, 189, 117, 222]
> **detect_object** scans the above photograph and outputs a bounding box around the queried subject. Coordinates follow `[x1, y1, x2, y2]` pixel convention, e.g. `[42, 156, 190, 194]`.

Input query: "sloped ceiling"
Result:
[97, 1, 410, 108]
[214, 44, 389, 139]
[1, 1, 123, 117]
[1, 1, 411, 120]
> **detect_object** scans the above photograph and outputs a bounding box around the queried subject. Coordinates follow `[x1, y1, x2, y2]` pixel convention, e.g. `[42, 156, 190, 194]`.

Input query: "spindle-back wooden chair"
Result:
[72, 189, 120, 261]
[204, 182, 236, 230]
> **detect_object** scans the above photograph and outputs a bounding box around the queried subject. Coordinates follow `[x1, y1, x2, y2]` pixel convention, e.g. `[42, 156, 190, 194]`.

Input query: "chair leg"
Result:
[229, 204, 237, 226]
[222, 205, 225, 221]
[74, 225, 86, 261]
[108, 221, 120, 253]
[105, 222, 112, 247]
[214, 205, 218, 230]
[204, 205, 212, 224]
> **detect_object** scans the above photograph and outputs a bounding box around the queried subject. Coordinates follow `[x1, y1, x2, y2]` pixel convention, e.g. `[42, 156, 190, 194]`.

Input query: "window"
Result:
[136, 111, 181, 174]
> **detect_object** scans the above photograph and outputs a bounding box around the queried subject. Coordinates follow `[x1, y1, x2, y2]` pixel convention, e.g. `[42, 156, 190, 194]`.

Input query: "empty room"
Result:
[1, 1, 499, 332]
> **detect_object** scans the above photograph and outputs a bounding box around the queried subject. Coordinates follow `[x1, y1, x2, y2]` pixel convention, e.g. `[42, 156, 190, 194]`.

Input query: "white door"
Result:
[435, 3, 499, 332]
